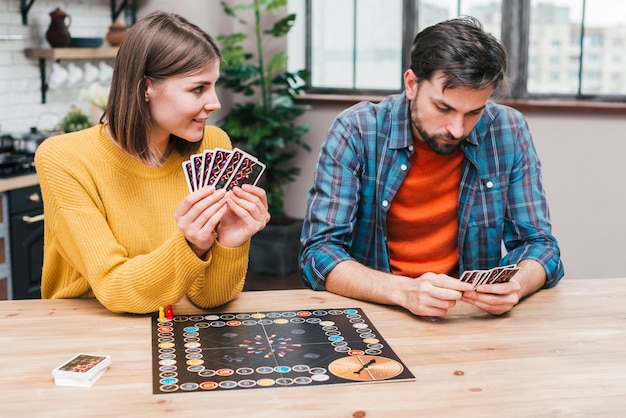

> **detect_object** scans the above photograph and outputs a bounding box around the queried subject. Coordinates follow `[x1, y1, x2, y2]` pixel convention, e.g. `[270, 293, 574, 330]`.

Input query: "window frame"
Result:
[303, 0, 415, 96]
[303, 0, 626, 104]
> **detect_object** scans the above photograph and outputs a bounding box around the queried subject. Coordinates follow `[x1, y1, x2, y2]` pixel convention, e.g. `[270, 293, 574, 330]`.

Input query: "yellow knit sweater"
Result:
[34, 125, 249, 314]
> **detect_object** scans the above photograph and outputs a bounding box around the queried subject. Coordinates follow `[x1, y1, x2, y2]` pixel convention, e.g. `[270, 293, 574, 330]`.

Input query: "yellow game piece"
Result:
[158, 306, 165, 321]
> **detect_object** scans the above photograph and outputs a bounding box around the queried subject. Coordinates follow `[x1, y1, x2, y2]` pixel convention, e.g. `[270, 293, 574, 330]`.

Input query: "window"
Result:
[292, 0, 626, 102]
[289, 0, 405, 92]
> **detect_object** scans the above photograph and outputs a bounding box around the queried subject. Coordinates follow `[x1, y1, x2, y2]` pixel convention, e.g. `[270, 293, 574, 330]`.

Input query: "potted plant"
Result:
[59, 106, 92, 133]
[217, 0, 310, 276]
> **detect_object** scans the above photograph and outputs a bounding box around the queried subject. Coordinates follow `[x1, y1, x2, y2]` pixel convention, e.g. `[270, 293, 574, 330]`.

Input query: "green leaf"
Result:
[266, 52, 288, 75]
[220, 1, 238, 18]
[217, 33, 247, 48]
[264, 14, 296, 37]
[220, 1, 253, 24]
[263, 0, 288, 14]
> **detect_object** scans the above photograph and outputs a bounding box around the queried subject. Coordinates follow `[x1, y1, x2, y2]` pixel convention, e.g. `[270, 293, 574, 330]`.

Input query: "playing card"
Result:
[223, 155, 266, 191]
[213, 148, 247, 189]
[200, 149, 215, 188]
[53, 367, 109, 387]
[462, 270, 481, 285]
[459, 264, 519, 289]
[52, 353, 111, 380]
[460, 270, 474, 283]
[190, 153, 205, 190]
[204, 148, 232, 187]
[484, 266, 505, 284]
[182, 160, 195, 193]
[182, 148, 264, 193]
[490, 266, 519, 284]
[472, 270, 491, 289]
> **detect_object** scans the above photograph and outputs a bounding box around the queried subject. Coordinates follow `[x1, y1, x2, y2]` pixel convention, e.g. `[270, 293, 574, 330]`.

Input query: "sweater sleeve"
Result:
[187, 239, 248, 309]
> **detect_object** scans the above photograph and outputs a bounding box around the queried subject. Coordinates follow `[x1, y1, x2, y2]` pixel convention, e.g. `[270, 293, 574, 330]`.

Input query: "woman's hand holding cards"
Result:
[174, 186, 229, 258]
[178, 148, 270, 254]
[217, 184, 270, 248]
[174, 183, 270, 257]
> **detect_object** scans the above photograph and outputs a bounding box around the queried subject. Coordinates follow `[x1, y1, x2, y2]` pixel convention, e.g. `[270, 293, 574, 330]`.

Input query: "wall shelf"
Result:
[24, 47, 118, 103]
[21, 0, 137, 25]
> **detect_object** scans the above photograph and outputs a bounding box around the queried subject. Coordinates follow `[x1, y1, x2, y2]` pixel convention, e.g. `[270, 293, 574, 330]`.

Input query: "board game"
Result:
[151, 307, 415, 394]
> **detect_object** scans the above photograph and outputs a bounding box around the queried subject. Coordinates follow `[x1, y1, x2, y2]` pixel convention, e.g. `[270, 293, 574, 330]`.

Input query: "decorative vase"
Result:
[46, 8, 72, 48]
[105, 19, 127, 47]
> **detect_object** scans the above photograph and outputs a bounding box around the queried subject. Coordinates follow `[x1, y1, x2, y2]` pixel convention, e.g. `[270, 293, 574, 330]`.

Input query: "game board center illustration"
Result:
[151, 307, 415, 394]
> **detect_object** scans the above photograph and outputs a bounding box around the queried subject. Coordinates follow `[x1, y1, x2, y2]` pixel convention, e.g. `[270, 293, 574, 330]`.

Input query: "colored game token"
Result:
[158, 306, 165, 322]
[165, 305, 173, 321]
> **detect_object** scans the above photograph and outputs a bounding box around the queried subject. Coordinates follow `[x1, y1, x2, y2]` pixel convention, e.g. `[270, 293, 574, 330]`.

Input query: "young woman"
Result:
[35, 11, 270, 314]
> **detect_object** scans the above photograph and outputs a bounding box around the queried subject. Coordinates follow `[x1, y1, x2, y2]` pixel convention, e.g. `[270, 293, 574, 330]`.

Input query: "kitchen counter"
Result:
[0, 173, 39, 193]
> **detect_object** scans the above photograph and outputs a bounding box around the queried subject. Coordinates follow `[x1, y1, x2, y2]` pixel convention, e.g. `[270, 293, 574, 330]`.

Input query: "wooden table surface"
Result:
[1, 278, 625, 417]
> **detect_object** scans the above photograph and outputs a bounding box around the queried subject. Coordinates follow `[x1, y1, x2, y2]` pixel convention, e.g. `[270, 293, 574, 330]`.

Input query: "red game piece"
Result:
[165, 305, 173, 320]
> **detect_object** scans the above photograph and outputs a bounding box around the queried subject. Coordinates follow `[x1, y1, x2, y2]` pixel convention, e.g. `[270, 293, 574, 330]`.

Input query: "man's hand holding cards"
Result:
[182, 147, 266, 193]
[459, 264, 519, 290]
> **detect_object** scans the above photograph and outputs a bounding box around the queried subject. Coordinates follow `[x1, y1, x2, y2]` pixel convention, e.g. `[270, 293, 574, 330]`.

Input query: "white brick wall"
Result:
[0, 0, 115, 135]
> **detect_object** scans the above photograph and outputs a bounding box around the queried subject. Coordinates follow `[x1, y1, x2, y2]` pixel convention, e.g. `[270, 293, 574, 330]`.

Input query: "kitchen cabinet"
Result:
[8, 185, 43, 300]
[0, 193, 11, 299]
[0, 175, 40, 300]
[24, 47, 119, 104]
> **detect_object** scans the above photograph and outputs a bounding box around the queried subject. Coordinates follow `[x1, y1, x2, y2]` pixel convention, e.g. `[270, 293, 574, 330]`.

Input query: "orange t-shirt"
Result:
[386, 140, 464, 277]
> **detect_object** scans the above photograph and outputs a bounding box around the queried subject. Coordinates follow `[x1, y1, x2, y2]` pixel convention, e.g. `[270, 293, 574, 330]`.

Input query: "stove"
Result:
[0, 152, 36, 178]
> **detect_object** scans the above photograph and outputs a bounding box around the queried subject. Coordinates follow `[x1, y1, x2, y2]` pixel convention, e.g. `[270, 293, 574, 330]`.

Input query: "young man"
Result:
[299, 17, 564, 317]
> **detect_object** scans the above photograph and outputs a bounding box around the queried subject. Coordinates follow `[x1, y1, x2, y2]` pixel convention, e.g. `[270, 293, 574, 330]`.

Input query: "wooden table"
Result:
[1, 278, 625, 417]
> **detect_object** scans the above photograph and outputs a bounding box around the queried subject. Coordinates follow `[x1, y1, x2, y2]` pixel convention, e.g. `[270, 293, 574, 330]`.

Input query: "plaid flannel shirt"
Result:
[299, 92, 564, 290]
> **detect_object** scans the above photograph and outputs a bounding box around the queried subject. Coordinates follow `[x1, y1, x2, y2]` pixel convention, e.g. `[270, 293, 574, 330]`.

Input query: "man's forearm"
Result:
[325, 260, 408, 306]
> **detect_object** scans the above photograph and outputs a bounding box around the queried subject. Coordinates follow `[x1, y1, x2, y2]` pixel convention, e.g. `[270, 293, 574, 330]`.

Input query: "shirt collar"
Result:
[387, 91, 414, 150]
[466, 102, 497, 147]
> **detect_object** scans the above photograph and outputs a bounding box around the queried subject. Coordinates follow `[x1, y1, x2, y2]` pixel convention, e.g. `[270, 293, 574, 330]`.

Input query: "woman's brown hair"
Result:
[102, 11, 222, 165]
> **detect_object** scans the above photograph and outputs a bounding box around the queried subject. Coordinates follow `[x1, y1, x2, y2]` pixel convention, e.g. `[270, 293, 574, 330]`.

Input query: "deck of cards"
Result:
[52, 353, 112, 387]
[182, 147, 266, 193]
[460, 264, 519, 290]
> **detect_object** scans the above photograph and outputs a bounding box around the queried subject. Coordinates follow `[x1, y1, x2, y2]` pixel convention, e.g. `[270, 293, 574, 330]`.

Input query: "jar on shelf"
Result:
[46, 8, 72, 48]
[106, 19, 127, 47]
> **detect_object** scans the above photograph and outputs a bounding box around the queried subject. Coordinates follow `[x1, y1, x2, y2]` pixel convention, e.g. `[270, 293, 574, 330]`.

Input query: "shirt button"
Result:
[400, 164, 408, 171]
[382, 200, 389, 207]
[408, 145, 414, 152]
[486, 181, 494, 188]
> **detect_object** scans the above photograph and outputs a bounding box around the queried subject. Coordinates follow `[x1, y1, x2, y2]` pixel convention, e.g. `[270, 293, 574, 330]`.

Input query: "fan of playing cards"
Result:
[459, 264, 520, 290]
[182, 147, 266, 193]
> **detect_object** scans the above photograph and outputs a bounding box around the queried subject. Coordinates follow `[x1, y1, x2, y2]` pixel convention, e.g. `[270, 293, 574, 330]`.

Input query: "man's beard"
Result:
[410, 100, 467, 156]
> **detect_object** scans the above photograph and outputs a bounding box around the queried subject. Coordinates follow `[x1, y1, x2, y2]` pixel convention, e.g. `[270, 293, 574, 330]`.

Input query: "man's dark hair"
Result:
[410, 16, 508, 94]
